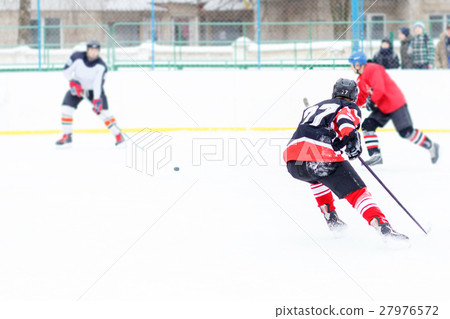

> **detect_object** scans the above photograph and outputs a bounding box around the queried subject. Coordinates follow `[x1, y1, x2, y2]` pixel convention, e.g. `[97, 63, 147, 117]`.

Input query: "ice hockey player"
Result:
[284, 78, 408, 240]
[55, 40, 124, 146]
[348, 51, 439, 166]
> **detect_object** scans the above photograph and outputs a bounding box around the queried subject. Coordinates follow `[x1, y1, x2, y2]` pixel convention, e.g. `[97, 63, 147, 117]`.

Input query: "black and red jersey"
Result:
[284, 98, 361, 163]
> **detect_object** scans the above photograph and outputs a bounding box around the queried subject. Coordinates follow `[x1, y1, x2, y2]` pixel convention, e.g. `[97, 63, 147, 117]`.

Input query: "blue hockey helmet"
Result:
[348, 51, 367, 66]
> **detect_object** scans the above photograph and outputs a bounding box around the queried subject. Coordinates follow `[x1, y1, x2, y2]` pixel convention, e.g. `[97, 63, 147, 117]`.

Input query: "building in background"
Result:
[2, 0, 450, 49]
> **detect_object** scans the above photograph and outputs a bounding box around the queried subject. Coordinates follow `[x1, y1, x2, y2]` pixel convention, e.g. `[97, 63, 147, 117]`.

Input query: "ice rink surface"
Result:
[0, 129, 448, 317]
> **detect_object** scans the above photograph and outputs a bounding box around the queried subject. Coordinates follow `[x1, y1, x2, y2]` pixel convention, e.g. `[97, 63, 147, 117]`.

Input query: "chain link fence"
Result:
[1, 0, 450, 70]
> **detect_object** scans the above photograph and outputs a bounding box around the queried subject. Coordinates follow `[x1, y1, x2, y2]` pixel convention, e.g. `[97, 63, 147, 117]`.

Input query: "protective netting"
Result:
[2, 0, 449, 68]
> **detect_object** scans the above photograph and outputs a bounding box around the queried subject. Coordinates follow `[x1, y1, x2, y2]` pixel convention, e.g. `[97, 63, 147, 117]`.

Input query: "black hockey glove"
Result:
[365, 95, 377, 112]
[332, 130, 362, 160]
[345, 131, 362, 160]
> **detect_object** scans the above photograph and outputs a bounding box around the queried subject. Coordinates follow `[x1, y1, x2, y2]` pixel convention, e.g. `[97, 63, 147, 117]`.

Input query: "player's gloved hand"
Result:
[344, 130, 362, 160]
[365, 95, 377, 112]
[92, 98, 103, 115]
[332, 130, 362, 160]
[69, 80, 83, 98]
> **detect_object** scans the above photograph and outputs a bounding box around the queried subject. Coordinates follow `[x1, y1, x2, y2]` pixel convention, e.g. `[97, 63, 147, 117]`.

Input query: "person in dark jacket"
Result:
[398, 27, 413, 69]
[434, 24, 450, 69]
[372, 37, 399, 69]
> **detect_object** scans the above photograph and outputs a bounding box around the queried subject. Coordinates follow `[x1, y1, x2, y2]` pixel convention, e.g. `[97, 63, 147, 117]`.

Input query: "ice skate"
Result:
[364, 151, 383, 166]
[370, 217, 409, 241]
[55, 133, 72, 146]
[115, 133, 125, 146]
[429, 142, 439, 164]
[320, 204, 347, 231]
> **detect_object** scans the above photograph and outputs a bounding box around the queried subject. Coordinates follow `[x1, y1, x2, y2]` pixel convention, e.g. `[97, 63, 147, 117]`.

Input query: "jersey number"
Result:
[301, 103, 340, 127]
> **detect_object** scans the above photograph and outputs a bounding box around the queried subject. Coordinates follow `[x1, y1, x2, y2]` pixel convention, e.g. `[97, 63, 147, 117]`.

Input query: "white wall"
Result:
[0, 69, 449, 131]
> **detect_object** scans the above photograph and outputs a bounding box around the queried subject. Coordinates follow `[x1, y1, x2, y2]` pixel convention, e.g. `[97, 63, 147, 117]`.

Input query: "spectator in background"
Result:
[372, 37, 399, 69]
[434, 24, 450, 69]
[408, 22, 434, 69]
[398, 27, 413, 69]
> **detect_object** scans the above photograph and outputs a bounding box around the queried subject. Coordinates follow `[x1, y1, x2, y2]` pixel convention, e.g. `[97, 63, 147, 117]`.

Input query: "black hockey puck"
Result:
[174, 167, 180, 171]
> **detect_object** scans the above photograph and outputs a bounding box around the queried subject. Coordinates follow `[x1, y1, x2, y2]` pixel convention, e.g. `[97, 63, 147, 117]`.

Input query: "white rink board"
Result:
[0, 69, 449, 131]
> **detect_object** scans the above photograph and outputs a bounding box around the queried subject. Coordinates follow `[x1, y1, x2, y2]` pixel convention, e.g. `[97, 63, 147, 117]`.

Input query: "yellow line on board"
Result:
[0, 127, 449, 135]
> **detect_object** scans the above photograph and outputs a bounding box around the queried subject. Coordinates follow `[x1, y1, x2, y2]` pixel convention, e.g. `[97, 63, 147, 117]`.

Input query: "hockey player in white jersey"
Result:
[55, 40, 124, 146]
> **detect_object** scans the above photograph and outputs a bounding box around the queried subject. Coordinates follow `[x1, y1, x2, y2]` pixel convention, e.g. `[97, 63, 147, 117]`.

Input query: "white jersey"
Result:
[63, 51, 107, 100]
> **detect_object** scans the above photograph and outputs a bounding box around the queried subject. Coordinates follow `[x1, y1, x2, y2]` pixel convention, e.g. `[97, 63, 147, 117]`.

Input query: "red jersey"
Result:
[356, 63, 406, 114]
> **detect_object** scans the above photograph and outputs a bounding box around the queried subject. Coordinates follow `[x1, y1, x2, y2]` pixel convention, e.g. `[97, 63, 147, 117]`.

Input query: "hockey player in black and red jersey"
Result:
[55, 40, 124, 146]
[284, 78, 408, 240]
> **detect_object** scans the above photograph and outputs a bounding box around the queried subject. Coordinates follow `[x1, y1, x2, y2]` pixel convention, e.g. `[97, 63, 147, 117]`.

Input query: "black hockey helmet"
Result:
[87, 40, 101, 50]
[332, 78, 359, 102]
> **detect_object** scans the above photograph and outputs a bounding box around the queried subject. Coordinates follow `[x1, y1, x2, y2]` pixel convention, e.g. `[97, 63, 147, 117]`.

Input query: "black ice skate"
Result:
[429, 142, 439, 164]
[55, 133, 72, 146]
[370, 217, 409, 241]
[364, 151, 383, 166]
[320, 204, 347, 231]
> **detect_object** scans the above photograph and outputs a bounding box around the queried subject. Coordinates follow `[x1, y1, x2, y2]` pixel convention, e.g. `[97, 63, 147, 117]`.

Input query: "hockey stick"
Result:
[358, 157, 428, 235]
[81, 91, 129, 140]
[303, 97, 310, 108]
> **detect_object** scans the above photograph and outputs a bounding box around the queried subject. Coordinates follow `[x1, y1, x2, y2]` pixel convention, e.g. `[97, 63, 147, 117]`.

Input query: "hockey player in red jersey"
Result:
[349, 51, 439, 166]
[55, 40, 124, 146]
[284, 78, 408, 240]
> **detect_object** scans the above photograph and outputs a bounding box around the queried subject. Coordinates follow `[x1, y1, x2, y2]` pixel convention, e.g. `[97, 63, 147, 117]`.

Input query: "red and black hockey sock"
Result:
[345, 187, 387, 225]
[310, 183, 336, 212]
[363, 131, 380, 156]
[408, 129, 432, 150]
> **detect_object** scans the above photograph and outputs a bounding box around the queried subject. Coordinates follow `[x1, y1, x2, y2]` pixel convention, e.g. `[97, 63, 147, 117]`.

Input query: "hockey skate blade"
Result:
[329, 224, 348, 239]
[55, 143, 72, 150]
[382, 236, 411, 249]
[115, 142, 126, 149]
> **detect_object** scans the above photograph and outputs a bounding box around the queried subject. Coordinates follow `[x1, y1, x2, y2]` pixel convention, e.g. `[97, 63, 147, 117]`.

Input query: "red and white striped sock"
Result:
[408, 129, 432, 150]
[310, 183, 335, 212]
[345, 187, 387, 225]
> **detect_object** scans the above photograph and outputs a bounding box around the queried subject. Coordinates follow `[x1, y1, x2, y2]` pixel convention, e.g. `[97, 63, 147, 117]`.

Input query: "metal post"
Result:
[359, 0, 364, 50]
[256, 0, 261, 69]
[151, 0, 155, 70]
[37, 0, 42, 71]
[351, 0, 360, 52]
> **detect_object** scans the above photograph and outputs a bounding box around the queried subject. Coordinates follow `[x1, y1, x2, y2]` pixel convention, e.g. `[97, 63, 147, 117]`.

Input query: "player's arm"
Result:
[63, 53, 84, 98]
[355, 81, 368, 107]
[368, 66, 386, 104]
[62, 53, 77, 81]
[335, 106, 361, 138]
[332, 106, 362, 160]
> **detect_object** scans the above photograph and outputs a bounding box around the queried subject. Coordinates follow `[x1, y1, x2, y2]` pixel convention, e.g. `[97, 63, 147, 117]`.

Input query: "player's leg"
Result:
[56, 91, 82, 145]
[287, 161, 345, 229]
[361, 109, 390, 166]
[92, 93, 124, 146]
[293, 161, 348, 230]
[319, 161, 408, 239]
[310, 182, 347, 230]
[392, 105, 439, 164]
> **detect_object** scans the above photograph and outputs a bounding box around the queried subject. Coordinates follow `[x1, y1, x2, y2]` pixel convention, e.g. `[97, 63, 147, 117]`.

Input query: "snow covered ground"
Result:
[0, 129, 448, 318]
